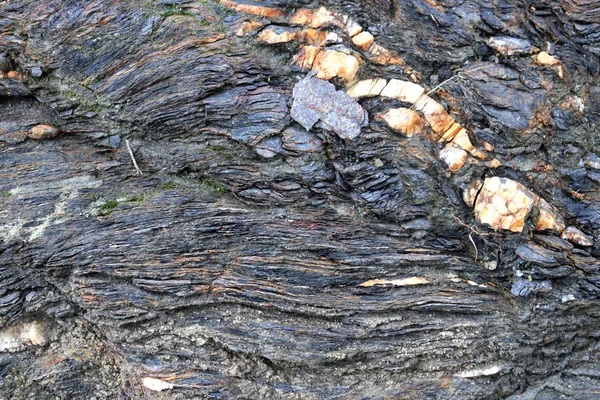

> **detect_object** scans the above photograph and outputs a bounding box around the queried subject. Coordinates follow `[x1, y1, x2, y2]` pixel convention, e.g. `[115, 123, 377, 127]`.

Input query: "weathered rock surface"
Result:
[1, 0, 600, 399]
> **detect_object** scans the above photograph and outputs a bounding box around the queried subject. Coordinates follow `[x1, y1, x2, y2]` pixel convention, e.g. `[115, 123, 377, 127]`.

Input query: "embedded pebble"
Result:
[142, 377, 174, 392]
[29, 124, 59, 140]
[439, 143, 468, 172]
[352, 31, 374, 51]
[0, 321, 47, 352]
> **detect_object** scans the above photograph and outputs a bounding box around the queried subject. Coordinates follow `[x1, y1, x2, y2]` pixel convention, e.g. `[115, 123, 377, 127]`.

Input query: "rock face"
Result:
[2, 0, 600, 399]
[291, 76, 368, 140]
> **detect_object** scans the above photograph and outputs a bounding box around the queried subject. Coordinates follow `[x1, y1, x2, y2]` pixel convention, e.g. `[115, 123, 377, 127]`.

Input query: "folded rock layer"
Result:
[1, 0, 599, 399]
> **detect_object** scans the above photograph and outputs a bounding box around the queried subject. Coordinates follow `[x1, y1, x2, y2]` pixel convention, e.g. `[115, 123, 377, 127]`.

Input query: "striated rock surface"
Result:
[2, 0, 600, 399]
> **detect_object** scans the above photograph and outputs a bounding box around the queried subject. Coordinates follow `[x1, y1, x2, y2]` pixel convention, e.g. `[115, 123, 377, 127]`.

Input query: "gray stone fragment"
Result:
[31, 66, 43, 77]
[584, 153, 600, 170]
[511, 279, 552, 297]
[108, 135, 121, 149]
[255, 136, 285, 158]
[588, 170, 600, 184]
[282, 125, 323, 153]
[515, 243, 559, 265]
[0, 79, 31, 97]
[533, 234, 573, 252]
[486, 36, 535, 56]
[291, 76, 368, 140]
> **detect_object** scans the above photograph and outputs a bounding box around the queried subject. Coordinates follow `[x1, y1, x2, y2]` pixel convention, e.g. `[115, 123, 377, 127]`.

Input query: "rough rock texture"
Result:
[291, 76, 368, 139]
[474, 177, 538, 232]
[1, 0, 600, 399]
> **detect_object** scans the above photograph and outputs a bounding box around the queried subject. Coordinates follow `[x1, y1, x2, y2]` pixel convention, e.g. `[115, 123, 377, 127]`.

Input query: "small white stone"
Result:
[0, 321, 47, 352]
[325, 32, 342, 44]
[351, 31, 374, 51]
[379, 107, 423, 136]
[485, 260, 498, 270]
[536, 51, 559, 66]
[456, 365, 502, 378]
[143, 377, 174, 392]
[359, 277, 429, 287]
[346, 79, 387, 99]
[473, 177, 537, 232]
[561, 294, 576, 303]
